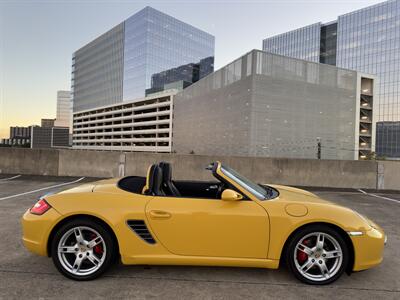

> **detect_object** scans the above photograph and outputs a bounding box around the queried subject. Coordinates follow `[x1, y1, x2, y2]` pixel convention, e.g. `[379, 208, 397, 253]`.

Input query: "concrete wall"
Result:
[0, 148, 59, 176]
[380, 161, 400, 190]
[58, 149, 121, 178]
[0, 148, 398, 190]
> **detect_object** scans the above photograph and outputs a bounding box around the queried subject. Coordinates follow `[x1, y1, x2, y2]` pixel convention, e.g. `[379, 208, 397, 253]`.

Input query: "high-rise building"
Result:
[262, 0, 400, 158]
[0, 126, 33, 147]
[41, 119, 55, 128]
[9, 126, 31, 140]
[55, 91, 71, 128]
[172, 50, 376, 160]
[72, 6, 215, 112]
[31, 127, 69, 149]
[376, 121, 400, 158]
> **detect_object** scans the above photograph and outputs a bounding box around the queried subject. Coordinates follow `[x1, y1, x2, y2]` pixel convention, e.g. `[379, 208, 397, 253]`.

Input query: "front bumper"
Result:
[21, 208, 62, 256]
[351, 226, 386, 271]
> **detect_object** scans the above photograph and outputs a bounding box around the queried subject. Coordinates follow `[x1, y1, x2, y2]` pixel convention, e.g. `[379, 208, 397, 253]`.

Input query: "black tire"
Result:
[285, 225, 349, 285]
[51, 218, 115, 281]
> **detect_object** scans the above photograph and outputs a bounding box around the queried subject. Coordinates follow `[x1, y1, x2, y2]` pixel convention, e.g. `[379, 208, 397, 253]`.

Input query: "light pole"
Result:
[317, 137, 321, 160]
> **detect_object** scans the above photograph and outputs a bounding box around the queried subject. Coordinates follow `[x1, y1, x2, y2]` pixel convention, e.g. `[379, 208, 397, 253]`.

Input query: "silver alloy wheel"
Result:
[294, 232, 343, 282]
[57, 226, 107, 276]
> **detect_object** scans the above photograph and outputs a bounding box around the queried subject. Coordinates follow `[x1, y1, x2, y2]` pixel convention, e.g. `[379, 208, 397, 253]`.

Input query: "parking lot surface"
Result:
[0, 175, 398, 299]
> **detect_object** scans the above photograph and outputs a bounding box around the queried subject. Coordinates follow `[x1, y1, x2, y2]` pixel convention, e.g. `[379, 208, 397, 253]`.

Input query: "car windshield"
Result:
[220, 165, 269, 200]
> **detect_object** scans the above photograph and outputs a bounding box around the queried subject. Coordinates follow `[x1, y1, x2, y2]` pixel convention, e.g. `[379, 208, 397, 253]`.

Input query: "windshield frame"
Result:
[219, 165, 270, 200]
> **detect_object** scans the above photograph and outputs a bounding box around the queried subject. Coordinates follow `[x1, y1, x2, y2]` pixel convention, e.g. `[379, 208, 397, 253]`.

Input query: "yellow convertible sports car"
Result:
[22, 162, 385, 284]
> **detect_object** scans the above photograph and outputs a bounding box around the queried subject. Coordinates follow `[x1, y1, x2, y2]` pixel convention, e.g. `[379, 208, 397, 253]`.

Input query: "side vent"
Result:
[127, 220, 156, 244]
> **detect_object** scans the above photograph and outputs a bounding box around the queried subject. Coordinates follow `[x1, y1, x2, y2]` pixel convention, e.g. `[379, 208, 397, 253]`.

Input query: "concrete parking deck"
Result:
[0, 175, 398, 299]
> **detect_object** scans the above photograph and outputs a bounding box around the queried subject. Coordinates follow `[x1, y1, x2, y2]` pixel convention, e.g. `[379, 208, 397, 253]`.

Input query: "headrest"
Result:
[142, 164, 160, 195]
[159, 161, 172, 182]
[151, 166, 163, 195]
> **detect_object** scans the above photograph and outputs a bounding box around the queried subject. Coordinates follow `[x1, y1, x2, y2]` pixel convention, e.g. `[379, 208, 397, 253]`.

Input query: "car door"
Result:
[145, 195, 269, 259]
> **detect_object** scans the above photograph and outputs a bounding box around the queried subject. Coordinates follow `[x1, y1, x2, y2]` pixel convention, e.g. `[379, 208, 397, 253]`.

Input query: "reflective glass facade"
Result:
[72, 6, 214, 112]
[337, 0, 400, 158]
[262, 23, 321, 62]
[376, 121, 400, 157]
[123, 7, 214, 101]
[262, 0, 400, 158]
[55, 91, 71, 128]
[72, 24, 125, 112]
[320, 22, 337, 65]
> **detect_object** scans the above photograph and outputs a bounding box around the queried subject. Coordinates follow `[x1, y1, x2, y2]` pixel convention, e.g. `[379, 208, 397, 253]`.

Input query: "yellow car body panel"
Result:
[22, 208, 63, 256]
[21, 162, 385, 273]
[145, 197, 269, 258]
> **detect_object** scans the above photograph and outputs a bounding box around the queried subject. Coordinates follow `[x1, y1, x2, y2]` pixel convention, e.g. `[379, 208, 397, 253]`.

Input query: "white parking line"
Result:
[0, 175, 21, 181]
[0, 177, 85, 201]
[358, 189, 400, 204]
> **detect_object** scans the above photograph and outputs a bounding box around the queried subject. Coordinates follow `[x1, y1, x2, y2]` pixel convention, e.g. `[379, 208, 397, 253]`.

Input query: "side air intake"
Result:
[127, 220, 156, 244]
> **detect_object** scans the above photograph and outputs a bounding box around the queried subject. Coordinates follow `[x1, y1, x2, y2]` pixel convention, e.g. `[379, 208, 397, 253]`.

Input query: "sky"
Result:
[0, 0, 383, 138]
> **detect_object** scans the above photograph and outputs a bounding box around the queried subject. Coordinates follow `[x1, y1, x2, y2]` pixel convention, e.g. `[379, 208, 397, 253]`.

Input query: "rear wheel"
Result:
[286, 225, 349, 285]
[51, 218, 115, 281]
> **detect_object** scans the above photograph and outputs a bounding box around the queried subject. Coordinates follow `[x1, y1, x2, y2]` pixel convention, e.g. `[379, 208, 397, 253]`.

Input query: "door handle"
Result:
[149, 210, 171, 219]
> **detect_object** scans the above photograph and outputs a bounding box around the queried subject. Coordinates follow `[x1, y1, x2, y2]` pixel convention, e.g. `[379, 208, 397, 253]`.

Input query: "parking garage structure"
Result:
[172, 50, 376, 160]
[72, 90, 176, 152]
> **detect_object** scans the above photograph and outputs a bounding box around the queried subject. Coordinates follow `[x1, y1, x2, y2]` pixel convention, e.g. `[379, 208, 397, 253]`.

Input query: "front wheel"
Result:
[51, 218, 115, 281]
[286, 225, 349, 285]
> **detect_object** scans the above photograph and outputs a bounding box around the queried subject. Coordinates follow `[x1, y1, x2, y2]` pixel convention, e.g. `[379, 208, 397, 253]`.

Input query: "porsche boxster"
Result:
[22, 161, 385, 284]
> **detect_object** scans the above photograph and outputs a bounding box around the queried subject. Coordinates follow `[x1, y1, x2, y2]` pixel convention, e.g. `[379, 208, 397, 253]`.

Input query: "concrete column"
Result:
[118, 153, 126, 177]
[376, 162, 384, 190]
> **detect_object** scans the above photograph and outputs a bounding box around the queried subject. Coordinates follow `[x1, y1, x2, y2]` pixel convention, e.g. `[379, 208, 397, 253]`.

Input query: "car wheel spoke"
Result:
[296, 244, 313, 256]
[316, 233, 325, 250]
[71, 256, 83, 274]
[87, 236, 102, 249]
[59, 246, 77, 253]
[318, 261, 330, 278]
[324, 249, 342, 259]
[74, 227, 85, 244]
[300, 259, 315, 273]
[87, 254, 101, 267]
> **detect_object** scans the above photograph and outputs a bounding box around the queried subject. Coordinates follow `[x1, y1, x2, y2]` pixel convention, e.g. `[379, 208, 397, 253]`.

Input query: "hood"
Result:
[268, 184, 332, 205]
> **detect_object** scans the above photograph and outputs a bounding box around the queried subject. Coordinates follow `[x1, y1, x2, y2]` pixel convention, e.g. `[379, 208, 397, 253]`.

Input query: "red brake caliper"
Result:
[297, 239, 310, 264]
[90, 233, 103, 255]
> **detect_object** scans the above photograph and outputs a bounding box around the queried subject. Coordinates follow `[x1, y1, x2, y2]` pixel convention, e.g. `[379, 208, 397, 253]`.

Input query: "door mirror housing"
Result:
[221, 189, 243, 201]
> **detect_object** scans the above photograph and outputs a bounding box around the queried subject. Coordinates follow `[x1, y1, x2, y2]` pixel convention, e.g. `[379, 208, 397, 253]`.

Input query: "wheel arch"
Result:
[279, 222, 355, 274]
[47, 214, 120, 258]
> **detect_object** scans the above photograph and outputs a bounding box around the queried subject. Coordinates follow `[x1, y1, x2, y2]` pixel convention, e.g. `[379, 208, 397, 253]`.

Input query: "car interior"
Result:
[118, 162, 239, 199]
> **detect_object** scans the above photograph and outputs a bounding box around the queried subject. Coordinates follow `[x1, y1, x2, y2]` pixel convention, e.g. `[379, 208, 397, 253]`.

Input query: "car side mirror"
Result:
[221, 189, 243, 201]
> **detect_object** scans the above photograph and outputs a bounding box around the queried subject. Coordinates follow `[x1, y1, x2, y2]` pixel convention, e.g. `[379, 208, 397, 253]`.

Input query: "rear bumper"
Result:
[21, 208, 61, 256]
[351, 227, 385, 271]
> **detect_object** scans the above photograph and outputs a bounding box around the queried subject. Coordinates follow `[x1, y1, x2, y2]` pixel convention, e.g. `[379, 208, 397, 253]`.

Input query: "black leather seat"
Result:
[159, 162, 181, 197]
[143, 164, 165, 196]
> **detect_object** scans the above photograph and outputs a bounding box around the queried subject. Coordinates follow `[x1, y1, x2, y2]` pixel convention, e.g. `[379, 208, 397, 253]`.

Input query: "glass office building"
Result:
[263, 0, 400, 158]
[72, 6, 214, 112]
[262, 23, 321, 63]
[376, 121, 400, 157]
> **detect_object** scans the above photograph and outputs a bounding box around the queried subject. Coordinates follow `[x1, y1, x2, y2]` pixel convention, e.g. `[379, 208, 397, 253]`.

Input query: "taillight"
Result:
[30, 199, 51, 215]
